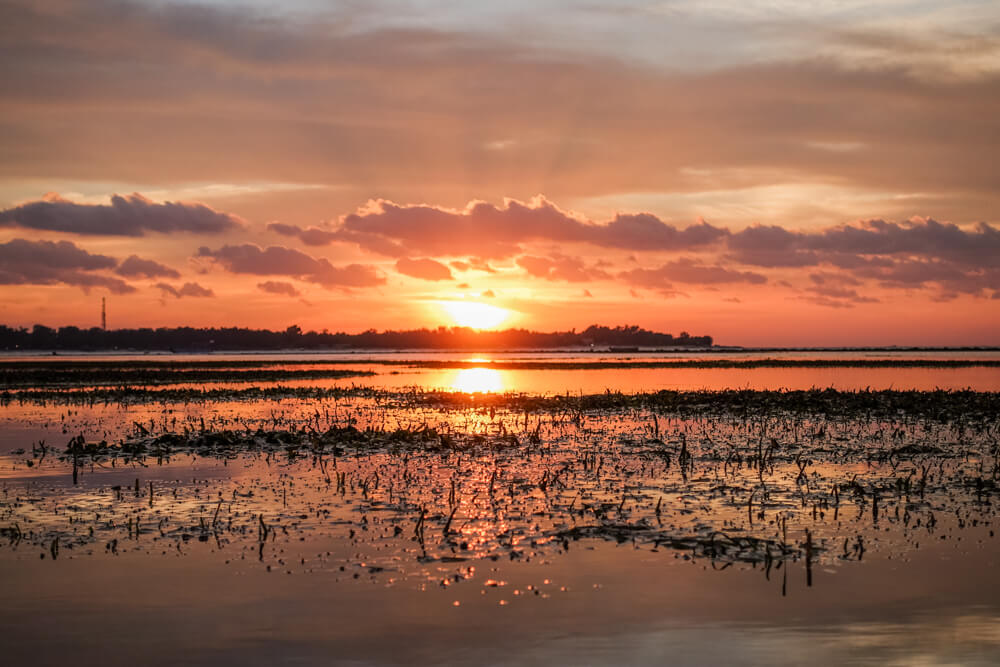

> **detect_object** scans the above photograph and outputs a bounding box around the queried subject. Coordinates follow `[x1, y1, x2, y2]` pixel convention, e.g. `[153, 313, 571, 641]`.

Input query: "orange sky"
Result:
[0, 0, 998, 346]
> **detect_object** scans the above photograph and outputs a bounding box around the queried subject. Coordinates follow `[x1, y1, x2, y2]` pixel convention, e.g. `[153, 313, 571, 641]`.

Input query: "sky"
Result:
[0, 0, 998, 346]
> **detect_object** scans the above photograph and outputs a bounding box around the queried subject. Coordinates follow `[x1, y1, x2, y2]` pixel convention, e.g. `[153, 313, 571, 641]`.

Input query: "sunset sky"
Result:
[1, 0, 998, 346]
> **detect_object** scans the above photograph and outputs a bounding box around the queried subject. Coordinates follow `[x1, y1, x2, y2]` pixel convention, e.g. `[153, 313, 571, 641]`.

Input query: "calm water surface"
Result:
[1, 351, 998, 665]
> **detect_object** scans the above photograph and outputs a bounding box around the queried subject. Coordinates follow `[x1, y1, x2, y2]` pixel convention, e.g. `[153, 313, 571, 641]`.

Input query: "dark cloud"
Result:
[0, 238, 134, 293]
[395, 257, 454, 281]
[841, 258, 1000, 297]
[620, 258, 767, 287]
[196, 244, 384, 288]
[809, 272, 861, 287]
[808, 218, 1000, 266]
[339, 198, 727, 259]
[114, 255, 181, 279]
[0, 194, 243, 237]
[729, 219, 999, 271]
[795, 295, 858, 309]
[727, 225, 819, 268]
[155, 282, 214, 298]
[515, 254, 611, 282]
[257, 281, 301, 297]
[805, 285, 879, 304]
[268, 221, 409, 257]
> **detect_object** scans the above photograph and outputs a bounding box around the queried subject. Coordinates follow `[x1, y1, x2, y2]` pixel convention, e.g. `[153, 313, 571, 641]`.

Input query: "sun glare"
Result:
[449, 368, 504, 393]
[439, 301, 510, 329]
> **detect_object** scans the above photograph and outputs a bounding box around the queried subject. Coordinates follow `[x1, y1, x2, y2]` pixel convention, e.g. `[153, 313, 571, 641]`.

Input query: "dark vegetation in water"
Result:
[3, 385, 998, 422]
[0, 323, 713, 351]
[2, 384, 998, 594]
[2, 357, 996, 389]
[0, 366, 374, 388]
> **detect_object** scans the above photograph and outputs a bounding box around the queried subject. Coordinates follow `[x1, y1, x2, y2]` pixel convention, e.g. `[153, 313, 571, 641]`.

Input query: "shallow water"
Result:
[3, 349, 1000, 393]
[1, 355, 999, 665]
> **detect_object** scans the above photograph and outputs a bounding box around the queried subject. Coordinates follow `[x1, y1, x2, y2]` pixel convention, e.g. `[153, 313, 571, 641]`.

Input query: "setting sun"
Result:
[439, 301, 510, 329]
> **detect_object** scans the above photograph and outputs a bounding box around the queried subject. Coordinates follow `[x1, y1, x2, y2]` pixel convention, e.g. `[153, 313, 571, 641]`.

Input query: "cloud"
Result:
[257, 281, 301, 297]
[196, 244, 384, 288]
[726, 225, 820, 268]
[804, 285, 879, 305]
[0, 238, 134, 293]
[0, 193, 243, 236]
[809, 272, 861, 287]
[114, 255, 181, 279]
[155, 282, 214, 298]
[338, 197, 728, 259]
[267, 222, 341, 247]
[481, 289, 496, 298]
[2, 0, 999, 226]
[729, 218, 1000, 270]
[267, 221, 406, 256]
[450, 258, 497, 273]
[516, 254, 611, 282]
[620, 258, 767, 287]
[795, 295, 858, 309]
[395, 257, 454, 281]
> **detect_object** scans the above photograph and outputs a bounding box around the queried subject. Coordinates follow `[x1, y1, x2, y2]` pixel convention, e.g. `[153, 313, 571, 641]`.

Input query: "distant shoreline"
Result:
[2, 345, 999, 356]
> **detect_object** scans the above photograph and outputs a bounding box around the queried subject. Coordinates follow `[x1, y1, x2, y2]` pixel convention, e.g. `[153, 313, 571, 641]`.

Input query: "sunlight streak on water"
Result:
[448, 367, 504, 393]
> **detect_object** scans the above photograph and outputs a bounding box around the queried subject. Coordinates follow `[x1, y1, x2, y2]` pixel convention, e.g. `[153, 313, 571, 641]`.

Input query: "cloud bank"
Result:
[0, 194, 244, 237]
[0, 238, 135, 294]
[196, 244, 384, 289]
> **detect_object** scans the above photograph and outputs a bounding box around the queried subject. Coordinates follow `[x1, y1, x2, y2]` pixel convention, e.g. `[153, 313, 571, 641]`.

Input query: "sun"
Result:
[439, 301, 510, 329]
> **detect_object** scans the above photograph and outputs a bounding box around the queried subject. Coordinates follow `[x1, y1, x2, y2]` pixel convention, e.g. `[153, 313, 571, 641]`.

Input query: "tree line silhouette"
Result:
[0, 324, 713, 351]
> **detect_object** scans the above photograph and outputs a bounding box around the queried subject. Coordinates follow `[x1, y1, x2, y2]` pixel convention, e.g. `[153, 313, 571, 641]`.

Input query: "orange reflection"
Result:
[449, 367, 503, 393]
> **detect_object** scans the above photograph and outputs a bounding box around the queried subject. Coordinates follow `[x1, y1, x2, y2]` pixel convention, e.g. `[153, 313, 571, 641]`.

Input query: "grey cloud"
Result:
[257, 281, 301, 297]
[395, 257, 454, 281]
[795, 295, 859, 309]
[805, 285, 879, 304]
[516, 254, 611, 282]
[729, 219, 1000, 270]
[340, 198, 727, 259]
[196, 244, 384, 288]
[0, 194, 243, 237]
[621, 258, 767, 287]
[809, 272, 861, 286]
[0, 238, 134, 293]
[155, 282, 214, 298]
[268, 222, 407, 257]
[115, 255, 181, 279]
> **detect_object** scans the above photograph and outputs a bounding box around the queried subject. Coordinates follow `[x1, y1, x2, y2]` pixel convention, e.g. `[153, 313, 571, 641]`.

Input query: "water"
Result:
[1, 352, 998, 665]
[4, 349, 999, 393]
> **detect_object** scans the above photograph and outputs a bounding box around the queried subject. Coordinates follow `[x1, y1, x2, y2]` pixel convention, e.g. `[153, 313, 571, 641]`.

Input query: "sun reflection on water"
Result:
[449, 367, 503, 393]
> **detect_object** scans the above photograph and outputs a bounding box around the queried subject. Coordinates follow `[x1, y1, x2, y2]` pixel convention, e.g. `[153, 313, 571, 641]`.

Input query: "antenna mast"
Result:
[101, 297, 107, 331]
